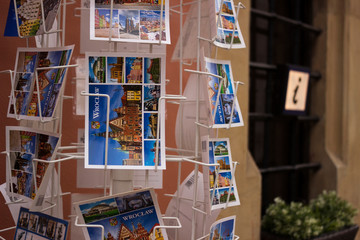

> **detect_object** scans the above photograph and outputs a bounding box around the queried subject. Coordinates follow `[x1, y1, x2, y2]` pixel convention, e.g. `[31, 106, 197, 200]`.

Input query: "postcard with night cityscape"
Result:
[201, 136, 240, 212]
[90, 0, 170, 44]
[6, 126, 60, 204]
[14, 207, 68, 240]
[7, 46, 74, 121]
[85, 53, 165, 170]
[204, 57, 244, 128]
[74, 188, 168, 240]
[209, 216, 236, 240]
[212, 0, 245, 48]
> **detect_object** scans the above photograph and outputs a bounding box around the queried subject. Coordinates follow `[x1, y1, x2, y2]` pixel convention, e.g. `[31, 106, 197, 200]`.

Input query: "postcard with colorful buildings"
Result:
[74, 188, 168, 240]
[209, 216, 236, 240]
[85, 52, 165, 170]
[201, 136, 240, 212]
[203, 57, 244, 128]
[7, 45, 74, 121]
[90, 0, 170, 44]
[211, 0, 245, 48]
[9, 0, 62, 37]
[14, 207, 68, 240]
[6, 126, 60, 207]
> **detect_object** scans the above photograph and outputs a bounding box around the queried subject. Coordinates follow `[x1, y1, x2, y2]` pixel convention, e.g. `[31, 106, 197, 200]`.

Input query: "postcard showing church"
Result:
[201, 136, 240, 212]
[74, 189, 167, 240]
[7, 46, 74, 121]
[85, 53, 165, 170]
[90, 0, 170, 44]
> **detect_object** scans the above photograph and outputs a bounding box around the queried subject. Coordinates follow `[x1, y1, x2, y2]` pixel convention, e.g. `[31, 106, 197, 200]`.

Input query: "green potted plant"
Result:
[261, 191, 358, 240]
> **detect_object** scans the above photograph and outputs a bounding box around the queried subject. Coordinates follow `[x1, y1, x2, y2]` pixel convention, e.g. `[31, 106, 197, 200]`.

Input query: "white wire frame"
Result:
[33, 64, 78, 122]
[154, 95, 187, 172]
[184, 69, 245, 129]
[80, 91, 111, 197]
[74, 215, 105, 240]
[214, 1, 246, 49]
[0, 226, 17, 240]
[153, 216, 182, 239]
[2, 63, 78, 123]
[1, 151, 74, 214]
[196, 233, 240, 240]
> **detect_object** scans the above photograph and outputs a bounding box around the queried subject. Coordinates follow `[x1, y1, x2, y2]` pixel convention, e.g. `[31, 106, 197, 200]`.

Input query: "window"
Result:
[249, 0, 322, 212]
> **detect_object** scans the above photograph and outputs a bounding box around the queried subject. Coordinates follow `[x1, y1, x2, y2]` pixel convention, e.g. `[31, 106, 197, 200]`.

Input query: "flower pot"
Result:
[261, 225, 359, 240]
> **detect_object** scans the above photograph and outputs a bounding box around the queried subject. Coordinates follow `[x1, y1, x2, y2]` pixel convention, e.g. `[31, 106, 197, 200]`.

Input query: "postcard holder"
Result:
[4, 64, 77, 123]
[214, 1, 246, 49]
[179, 0, 245, 50]
[224, 162, 239, 209]
[81, 91, 111, 197]
[2, 151, 26, 204]
[33, 64, 78, 123]
[74, 215, 105, 240]
[0, 69, 23, 121]
[197, 233, 240, 240]
[153, 216, 182, 239]
[29, 156, 74, 214]
[165, 157, 220, 239]
[0, 226, 17, 240]
[154, 95, 187, 172]
[184, 69, 245, 129]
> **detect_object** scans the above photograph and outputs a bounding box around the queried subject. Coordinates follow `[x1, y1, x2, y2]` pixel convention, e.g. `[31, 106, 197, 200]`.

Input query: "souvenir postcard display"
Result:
[211, 0, 246, 48]
[85, 52, 166, 169]
[209, 216, 236, 240]
[6, 126, 60, 208]
[203, 57, 244, 128]
[90, 0, 170, 44]
[14, 207, 68, 240]
[201, 136, 240, 212]
[10, 0, 62, 37]
[7, 45, 74, 121]
[74, 188, 168, 240]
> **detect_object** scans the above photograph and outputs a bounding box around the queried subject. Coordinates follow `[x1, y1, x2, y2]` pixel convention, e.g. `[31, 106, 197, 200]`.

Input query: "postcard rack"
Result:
[167, 0, 246, 239]
[0, 0, 79, 238]
[0, 0, 246, 239]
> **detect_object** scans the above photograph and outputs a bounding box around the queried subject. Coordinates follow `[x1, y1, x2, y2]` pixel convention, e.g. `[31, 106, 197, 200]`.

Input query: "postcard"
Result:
[73, 188, 168, 240]
[201, 136, 240, 212]
[6, 126, 60, 207]
[90, 0, 171, 44]
[203, 57, 244, 128]
[6, 0, 62, 37]
[209, 215, 236, 240]
[7, 46, 74, 121]
[14, 207, 68, 240]
[85, 52, 166, 170]
[210, 0, 245, 48]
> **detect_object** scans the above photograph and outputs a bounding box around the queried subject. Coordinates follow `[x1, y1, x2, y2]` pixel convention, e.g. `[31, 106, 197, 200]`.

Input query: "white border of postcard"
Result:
[84, 52, 166, 170]
[5, 126, 61, 208]
[73, 188, 168, 240]
[203, 57, 244, 128]
[209, 215, 236, 240]
[211, 0, 246, 49]
[202, 135, 240, 212]
[7, 45, 74, 121]
[90, 0, 171, 44]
